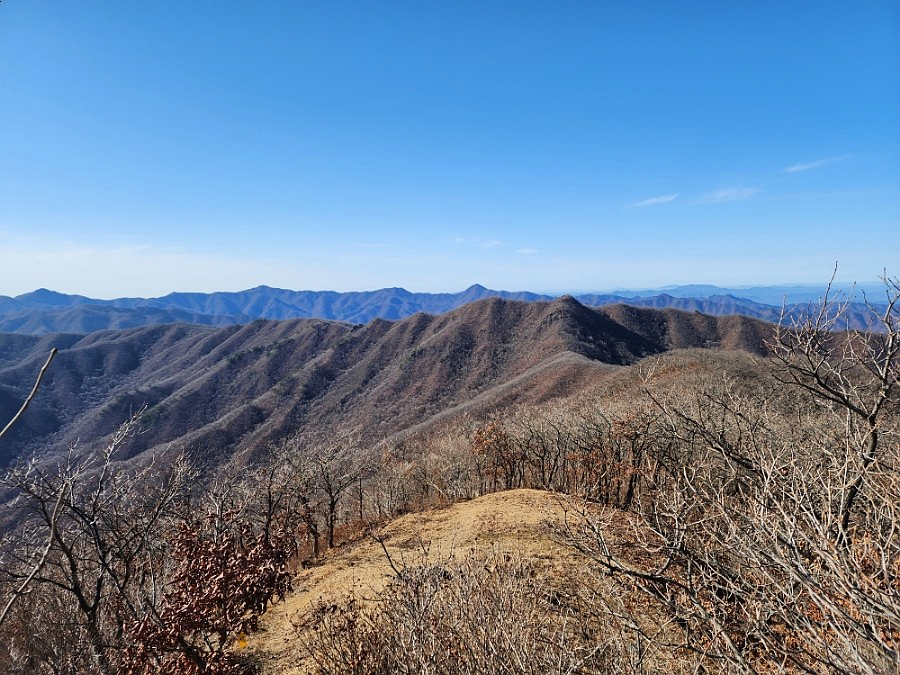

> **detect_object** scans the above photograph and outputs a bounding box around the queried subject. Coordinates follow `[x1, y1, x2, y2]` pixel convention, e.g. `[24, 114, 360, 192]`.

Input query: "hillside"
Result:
[0, 297, 773, 469]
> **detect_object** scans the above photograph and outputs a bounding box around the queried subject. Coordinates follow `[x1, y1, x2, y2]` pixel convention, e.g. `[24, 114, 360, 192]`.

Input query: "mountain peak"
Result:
[460, 284, 494, 299]
[552, 294, 581, 306]
[16, 289, 82, 305]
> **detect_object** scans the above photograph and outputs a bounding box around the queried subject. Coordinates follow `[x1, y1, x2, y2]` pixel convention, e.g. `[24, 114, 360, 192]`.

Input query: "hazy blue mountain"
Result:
[618, 282, 887, 306]
[0, 284, 886, 334]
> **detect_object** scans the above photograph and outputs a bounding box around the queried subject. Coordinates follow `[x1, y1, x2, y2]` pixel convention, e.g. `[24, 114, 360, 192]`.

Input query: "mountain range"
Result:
[0, 283, 884, 334]
[0, 296, 773, 470]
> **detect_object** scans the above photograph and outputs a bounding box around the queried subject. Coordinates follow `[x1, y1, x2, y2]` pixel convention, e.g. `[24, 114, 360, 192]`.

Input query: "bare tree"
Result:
[567, 273, 900, 673]
[0, 414, 194, 674]
[0, 348, 58, 629]
[315, 446, 363, 550]
[771, 271, 899, 544]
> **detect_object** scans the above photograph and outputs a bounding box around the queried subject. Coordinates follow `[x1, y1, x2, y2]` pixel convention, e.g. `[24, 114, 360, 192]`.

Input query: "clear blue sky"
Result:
[1, 1, 898, 297]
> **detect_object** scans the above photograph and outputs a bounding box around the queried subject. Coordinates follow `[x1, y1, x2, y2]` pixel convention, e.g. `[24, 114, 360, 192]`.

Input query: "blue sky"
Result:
[1, 1, 898, 297]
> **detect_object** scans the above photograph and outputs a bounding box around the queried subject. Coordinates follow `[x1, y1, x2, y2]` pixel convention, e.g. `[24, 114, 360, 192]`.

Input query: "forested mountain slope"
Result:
[0, 297, 772, 469]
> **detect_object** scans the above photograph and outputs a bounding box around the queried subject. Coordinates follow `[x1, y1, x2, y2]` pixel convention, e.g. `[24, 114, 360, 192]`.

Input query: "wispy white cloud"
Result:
[784, 155, 849, 173]
[629, 193, 679, 208]
[696, 187, 759, 204]
[515, 248, 539, 255]
[451, 236, 503, 249]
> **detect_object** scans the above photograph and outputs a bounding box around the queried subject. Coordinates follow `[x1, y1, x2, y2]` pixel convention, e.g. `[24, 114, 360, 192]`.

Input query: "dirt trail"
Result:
[247, 489, 585, 674]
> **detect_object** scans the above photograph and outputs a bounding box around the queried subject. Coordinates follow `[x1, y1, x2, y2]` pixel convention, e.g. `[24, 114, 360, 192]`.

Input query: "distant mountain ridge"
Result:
[627, 282, 888, 306]
[0, 284, 883, 334]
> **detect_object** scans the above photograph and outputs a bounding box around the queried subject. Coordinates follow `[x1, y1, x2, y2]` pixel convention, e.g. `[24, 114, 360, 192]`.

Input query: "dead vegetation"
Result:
[0, 275, 895, 673]
[295, 548, 640, 675]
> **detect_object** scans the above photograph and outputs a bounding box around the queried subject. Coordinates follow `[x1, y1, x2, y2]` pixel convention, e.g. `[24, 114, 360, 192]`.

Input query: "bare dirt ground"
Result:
[246, 489, 594, 674]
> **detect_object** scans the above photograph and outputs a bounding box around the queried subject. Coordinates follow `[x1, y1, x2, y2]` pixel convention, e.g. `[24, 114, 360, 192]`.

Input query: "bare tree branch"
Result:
[0, 348, 57, 442]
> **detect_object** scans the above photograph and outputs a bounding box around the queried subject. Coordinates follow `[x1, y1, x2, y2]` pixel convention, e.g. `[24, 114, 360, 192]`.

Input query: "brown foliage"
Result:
[122, 511, 294, 675]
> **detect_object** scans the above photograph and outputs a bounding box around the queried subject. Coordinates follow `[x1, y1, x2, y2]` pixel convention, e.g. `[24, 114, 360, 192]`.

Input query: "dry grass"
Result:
[247, 489, 612, 674]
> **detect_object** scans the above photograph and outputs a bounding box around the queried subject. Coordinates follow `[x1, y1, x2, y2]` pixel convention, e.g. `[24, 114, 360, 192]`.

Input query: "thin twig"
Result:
[0, 480, 67, 626]
[0, 348, 58, 441]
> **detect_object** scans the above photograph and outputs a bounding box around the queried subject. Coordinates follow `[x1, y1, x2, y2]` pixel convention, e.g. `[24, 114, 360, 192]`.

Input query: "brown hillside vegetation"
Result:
[0, 297, 772, 470]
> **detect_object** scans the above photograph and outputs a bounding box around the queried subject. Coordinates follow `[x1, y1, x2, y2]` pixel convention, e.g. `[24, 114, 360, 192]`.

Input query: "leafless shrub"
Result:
[0, 416, 318, 673]
[0, 348, 58, 631]
[295, 547, 652, 674]
[468, 399, 664, 510]
[771, 272, 899, 545]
